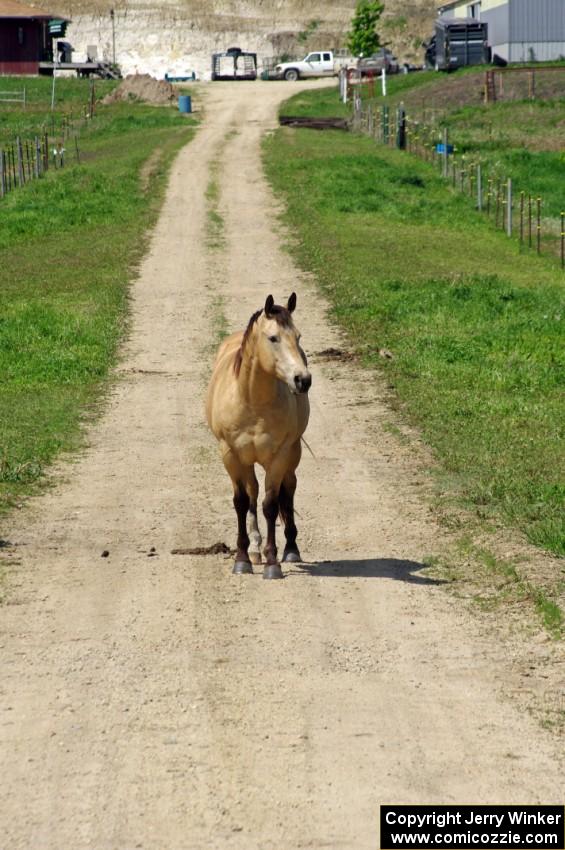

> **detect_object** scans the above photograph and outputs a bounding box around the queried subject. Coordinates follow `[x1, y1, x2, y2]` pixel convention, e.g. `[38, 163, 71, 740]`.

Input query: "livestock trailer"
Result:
[426, 17, 489, 70]
[438, 0, 565, 64]
[211, 47, 257, 81]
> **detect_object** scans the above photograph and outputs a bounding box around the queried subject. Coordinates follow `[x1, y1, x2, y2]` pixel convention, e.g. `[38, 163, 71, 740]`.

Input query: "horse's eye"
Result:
[269, 335, 279, 343]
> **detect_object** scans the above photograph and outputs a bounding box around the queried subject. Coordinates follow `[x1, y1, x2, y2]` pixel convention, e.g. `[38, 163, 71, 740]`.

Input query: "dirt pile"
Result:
[102, 74, 176, 106]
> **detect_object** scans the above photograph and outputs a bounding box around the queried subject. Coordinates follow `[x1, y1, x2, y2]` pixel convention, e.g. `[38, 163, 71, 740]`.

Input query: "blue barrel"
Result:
[178, 95, 192, 114]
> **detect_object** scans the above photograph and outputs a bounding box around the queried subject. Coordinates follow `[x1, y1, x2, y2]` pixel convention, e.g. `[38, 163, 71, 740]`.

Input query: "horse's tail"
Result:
[278, 481, 293, 528]
[301, 435, 315, 459]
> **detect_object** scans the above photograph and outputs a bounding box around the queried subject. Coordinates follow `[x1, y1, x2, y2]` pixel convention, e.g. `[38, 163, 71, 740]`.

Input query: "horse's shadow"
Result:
[288, 557, 446, 586]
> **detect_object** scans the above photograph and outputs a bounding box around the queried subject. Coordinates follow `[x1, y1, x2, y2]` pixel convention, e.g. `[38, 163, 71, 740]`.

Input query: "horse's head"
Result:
[256, 293, 311, 394]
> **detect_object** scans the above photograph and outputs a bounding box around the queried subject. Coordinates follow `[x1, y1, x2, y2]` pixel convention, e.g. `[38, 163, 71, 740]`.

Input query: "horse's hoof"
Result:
[282, 548, 302, 563]
[249, 551, 262, 565]
[233, 561, 253, 575]
[263, 563, 284, 580]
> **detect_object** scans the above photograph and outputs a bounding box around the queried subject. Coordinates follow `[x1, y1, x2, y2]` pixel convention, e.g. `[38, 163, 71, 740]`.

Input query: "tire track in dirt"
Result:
[0, 81, 563, 850]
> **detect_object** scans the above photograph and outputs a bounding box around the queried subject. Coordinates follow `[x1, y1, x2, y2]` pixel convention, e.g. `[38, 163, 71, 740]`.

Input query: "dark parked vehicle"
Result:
[358, 48, 399, 75]
[211, 46, 257, 81]
[425, 17, 489, 71]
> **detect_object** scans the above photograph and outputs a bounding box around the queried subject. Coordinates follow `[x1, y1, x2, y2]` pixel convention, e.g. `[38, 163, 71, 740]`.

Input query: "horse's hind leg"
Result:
[246, 468, 262, 565]
[280, 441, 303, 564]
[280, 470, 302, 563]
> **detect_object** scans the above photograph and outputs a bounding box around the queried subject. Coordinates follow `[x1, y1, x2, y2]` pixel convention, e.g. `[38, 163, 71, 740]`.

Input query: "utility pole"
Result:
[110, 9, 116, 65]
[51, 54, 57, 110]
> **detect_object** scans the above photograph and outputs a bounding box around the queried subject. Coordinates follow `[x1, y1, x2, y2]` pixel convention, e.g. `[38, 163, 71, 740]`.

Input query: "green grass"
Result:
[314, 67, 565, 225]
[281, 74, 434, 120]
[441, 100, 565, 219]
[263, 101, 564, 558]
[205, 153, 224, 249]
[0, 81, 197, 512]
[446, 98, 565, 152]
[279, 85, 349, 119]
[427, 537, 563, 639]
[0, 77, 118, 145]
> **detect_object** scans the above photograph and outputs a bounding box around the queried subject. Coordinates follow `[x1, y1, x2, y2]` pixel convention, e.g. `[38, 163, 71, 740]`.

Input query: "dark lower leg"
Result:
[280, 477, 301, 562]
[262, 489, 278, 565]
[262, 488, 283, 579]
[233, 485, 251, 573]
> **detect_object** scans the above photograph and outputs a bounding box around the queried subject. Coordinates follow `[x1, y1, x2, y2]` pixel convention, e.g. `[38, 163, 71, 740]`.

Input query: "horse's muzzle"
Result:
[294, 373, 312, 394]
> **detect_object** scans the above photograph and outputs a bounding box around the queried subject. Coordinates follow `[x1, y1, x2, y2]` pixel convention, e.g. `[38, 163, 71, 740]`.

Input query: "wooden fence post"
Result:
[506, 178, 512, 237]
[442, 127, 448, 178]
[396, 103, 406, 150]
[34, 136, 41, 177]
[528, 70, 535, 100]
[0, 151, 5, 198]
[382, 105, 389, 145]
[16, 136, 25, 186]
[25, 140, 31, 180]
[8, 145, 15, 190]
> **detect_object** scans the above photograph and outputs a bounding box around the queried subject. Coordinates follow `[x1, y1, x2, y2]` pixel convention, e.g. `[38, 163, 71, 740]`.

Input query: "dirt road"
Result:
[1, 82, 562, 850]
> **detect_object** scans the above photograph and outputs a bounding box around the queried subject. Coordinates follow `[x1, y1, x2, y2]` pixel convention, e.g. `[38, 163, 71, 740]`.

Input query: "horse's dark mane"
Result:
[234, 309, 262, 376]
[268, 305, 292, 327]
[233, 304, 292, 376]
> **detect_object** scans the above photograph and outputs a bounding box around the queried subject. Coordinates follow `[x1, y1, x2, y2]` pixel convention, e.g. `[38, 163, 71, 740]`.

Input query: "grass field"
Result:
[288, 74, 565, 223]
[0, 76, 117, 144]
[0, 77, 196, 512]
[263, 88, 564, 562]
[441, 99, 565, 220]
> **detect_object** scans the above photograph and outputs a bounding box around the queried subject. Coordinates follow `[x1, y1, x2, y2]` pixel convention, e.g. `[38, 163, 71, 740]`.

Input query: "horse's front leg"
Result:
[263, 455, 295, 579]
[262, 480, 283, 580]
[223, 449, 254, 575]
[246, 467, 262, 565]
[233, 483, 253, 574]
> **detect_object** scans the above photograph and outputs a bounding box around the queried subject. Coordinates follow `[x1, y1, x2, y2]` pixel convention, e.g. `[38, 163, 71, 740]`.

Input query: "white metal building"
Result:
[438, 0, 565, 62]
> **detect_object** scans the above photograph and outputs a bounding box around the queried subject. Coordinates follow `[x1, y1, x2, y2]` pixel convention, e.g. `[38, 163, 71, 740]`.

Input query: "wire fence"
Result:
[0, 82, 96, 200]
[0, 86, 26, 107]
[351, 93, 565, 270]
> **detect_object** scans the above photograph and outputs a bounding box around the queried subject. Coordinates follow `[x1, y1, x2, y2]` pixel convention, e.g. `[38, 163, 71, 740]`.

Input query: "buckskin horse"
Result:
[206, 293, 311, 579]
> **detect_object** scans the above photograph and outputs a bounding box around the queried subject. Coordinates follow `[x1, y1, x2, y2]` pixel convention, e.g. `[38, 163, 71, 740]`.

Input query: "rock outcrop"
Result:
[38, 0, 442, 79]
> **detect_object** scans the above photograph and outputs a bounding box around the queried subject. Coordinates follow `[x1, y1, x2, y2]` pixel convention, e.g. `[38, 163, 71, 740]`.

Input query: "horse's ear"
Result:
[264, 294, 275, 317]
[287, 292, 297, 313]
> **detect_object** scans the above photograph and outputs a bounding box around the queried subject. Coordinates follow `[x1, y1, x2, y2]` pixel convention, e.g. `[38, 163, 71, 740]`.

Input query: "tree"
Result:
[346, 0, 384, 57]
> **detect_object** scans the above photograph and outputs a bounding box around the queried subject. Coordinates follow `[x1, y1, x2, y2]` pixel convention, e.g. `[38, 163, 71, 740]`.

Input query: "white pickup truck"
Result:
[273, 51, 349, 81]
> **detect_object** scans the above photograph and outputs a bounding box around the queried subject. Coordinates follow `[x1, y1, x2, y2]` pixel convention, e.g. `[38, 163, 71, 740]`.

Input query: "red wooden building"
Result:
[0, 0, 67, 75]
